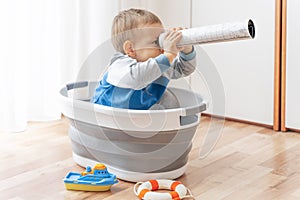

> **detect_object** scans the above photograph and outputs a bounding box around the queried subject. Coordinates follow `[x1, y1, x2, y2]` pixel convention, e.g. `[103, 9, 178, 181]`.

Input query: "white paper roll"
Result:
[159, 19, 255, 47]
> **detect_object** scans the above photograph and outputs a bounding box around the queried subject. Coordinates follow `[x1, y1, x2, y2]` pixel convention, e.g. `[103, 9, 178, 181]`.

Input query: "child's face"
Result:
[133, 23, 164, 62]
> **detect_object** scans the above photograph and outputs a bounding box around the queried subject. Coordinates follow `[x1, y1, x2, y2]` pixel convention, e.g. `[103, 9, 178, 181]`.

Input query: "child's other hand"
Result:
[181, 45, 193, 54]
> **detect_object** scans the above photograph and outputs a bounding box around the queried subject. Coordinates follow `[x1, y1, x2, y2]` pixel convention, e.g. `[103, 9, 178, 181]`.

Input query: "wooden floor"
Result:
[1, 116, 300, 200]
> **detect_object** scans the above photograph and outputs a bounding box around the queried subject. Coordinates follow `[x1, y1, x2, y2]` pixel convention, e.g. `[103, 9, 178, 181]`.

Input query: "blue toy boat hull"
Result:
[64, 172, 118, 191]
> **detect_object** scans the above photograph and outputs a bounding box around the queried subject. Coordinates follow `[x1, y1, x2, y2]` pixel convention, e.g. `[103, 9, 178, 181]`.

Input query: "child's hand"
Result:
[163, 29, 182, 55]
[162, 29, 182, 63]
[173, 27, 193, 54]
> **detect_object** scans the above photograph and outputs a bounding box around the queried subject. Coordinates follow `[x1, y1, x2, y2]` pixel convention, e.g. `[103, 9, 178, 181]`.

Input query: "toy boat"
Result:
[64, 163, 118, 191]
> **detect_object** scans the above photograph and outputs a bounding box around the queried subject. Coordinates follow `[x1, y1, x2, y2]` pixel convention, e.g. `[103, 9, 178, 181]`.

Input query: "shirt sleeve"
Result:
[163, 46, 197, 79]
[107, 54, 171, 90]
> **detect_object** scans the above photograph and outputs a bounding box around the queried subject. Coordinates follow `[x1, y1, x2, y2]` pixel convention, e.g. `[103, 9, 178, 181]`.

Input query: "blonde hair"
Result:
[111, 8, 162, 53]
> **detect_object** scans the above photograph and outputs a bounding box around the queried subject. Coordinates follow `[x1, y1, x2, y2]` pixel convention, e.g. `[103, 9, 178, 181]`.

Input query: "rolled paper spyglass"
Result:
[159, 19, 255, 47]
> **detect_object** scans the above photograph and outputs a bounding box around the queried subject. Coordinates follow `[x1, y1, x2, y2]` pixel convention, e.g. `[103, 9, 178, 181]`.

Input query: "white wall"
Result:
[145, 0, 191, 28]
[191, 0, 276, 125]
[119, 0, 191, 28]
[286, 0, 300, 129]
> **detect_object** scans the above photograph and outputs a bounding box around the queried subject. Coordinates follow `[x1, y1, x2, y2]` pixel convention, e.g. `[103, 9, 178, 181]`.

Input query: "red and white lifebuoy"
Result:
[134, 179, 194, 200]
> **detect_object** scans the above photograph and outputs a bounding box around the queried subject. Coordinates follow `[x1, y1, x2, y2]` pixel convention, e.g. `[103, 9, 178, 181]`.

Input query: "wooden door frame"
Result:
[274, 0, 287, 131]
[280, 0, 287, 132]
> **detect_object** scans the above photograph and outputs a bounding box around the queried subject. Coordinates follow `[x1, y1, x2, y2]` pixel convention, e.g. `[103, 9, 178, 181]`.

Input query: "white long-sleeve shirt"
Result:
[92, 49, 196, 109]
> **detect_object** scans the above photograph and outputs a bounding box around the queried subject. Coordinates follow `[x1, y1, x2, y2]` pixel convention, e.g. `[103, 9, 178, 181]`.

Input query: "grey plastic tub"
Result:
[59, 81, 207, 182]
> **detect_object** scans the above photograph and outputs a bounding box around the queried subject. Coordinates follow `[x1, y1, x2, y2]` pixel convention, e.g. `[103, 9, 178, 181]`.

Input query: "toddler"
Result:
[92, 8, 196, 109]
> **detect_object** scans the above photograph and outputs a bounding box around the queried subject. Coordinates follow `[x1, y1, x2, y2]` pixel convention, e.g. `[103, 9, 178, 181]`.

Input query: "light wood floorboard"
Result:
[1, 116, 300, 200]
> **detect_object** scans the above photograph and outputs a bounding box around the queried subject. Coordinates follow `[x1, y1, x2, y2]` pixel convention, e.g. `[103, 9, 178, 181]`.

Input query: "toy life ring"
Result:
[134, 179, 194, 200]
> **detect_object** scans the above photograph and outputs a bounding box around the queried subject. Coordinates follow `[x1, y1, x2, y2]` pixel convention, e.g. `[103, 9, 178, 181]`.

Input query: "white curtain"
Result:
[0, 0, 119, 132]
[0, 0, 187, 132]
[0, 0, 62, 132]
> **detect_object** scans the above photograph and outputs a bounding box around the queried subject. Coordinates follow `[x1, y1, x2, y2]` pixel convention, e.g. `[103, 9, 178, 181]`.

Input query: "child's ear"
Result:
[123, 40, 136, 58]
